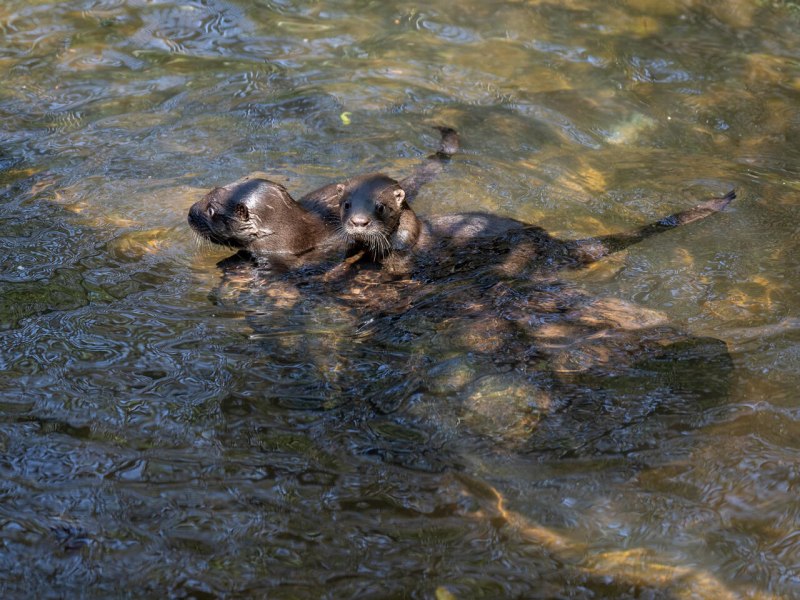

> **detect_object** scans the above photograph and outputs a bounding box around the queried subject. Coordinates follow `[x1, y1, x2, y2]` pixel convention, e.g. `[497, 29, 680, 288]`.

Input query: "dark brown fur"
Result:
[188, 173, 339, 266]
[189, 128, 734, 280]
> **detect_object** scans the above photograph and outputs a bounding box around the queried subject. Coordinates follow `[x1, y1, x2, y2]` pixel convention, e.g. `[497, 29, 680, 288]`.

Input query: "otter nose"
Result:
[349, 216, 371, 228]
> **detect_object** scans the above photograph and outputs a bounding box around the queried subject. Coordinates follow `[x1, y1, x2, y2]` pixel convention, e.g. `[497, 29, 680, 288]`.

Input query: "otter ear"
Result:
[234, 203, 249, 221]
[393, 188, 406, 208]
[335, 183, 346, 206]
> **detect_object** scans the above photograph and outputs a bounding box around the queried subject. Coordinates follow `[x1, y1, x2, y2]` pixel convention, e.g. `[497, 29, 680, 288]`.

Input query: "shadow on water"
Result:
[212, 207, 735, 468]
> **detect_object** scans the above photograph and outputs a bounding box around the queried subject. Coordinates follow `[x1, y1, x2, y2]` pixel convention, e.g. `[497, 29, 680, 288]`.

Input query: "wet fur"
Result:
[337, 175, 417, 253]
[188, 175, 334, 259]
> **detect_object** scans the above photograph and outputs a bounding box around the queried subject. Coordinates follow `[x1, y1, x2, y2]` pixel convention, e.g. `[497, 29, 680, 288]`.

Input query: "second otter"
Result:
[335, 170, 736, 278]
[336, 173, 423, 276]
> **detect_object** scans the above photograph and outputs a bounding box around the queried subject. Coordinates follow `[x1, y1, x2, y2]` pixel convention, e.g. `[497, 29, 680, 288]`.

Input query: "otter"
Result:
[425, 190, 737, 271]
[333, 130, 461, 275]
[188, 173, 339, 270]
[303, 126, 459, 226]
[189, 125, 734, 279]
[188, 126, 460, 268]
[195, 165, 734, 284]
[335, 173, 423, 276]
[335, 167, 736, 278]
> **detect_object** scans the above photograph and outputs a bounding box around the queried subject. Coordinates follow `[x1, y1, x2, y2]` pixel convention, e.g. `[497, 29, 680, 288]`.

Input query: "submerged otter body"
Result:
[213, 187, 737, 458]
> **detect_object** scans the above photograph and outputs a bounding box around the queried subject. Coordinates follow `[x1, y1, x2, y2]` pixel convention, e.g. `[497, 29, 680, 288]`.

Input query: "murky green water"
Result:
[2, 0, 800, 597]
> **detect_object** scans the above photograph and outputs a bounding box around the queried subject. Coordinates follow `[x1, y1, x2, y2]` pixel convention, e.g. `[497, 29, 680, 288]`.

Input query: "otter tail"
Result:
[400, 126, 460, 201]
[566, 190, 735, 264]
[433, 126, 460, 158]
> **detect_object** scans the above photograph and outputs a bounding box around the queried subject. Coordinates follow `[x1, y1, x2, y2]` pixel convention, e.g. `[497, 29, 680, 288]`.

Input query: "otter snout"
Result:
[348, 215, 371, 228]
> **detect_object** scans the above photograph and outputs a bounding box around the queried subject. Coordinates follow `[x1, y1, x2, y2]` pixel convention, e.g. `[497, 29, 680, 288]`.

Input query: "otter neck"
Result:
[255, 208, 332, 257]
[290, 216, 333, 256]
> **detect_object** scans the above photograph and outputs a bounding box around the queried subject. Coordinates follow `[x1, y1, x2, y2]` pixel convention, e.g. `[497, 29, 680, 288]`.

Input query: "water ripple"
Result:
[0, 0, 799, 596]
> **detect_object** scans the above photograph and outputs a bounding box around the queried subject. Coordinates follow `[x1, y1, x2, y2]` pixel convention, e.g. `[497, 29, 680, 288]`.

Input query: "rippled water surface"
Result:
[2, 1, 800, 598]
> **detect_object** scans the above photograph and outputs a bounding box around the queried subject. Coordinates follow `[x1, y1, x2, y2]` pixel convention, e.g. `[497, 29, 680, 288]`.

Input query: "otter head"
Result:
[188, 174, 326, 255]
[336, 174, 406, 256]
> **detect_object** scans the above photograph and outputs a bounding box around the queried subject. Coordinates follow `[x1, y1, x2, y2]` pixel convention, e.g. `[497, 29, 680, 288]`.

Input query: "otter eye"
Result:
[207, 206, 216, 218]
[376, 203, 385, 214]
[343, 201, 351, 210]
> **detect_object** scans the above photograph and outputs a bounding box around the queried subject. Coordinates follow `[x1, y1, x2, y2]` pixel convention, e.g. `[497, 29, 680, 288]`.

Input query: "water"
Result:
[2, 0, 800, 597]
